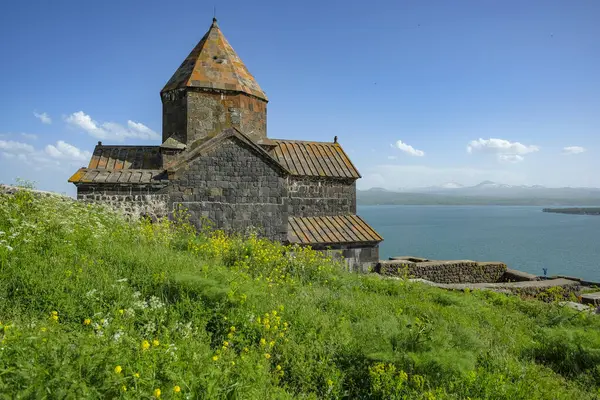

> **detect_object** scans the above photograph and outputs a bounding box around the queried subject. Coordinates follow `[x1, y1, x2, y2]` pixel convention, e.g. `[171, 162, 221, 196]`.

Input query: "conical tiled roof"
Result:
[161, 18, 267, 101]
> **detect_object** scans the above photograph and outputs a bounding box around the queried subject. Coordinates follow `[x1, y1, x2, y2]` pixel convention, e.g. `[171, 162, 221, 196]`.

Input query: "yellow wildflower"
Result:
[153, 388, 161, 398]
[121, 385, 127, 392]
[114, 365, 122, 374]
[260, 338, 266, 346]
[327, 379, 334, 386]
[51, 311, 58, 316]
[276, 365, 282, 371]
[50, 315, 58, 322]
[230, 326, 236, 332]
[243, 347, 249, 353]
[152, 339, 160, 347]
[173, 385, 181, 393]
[40, 327, 47, 332]
[133, 372, 140, 378]
[227, 332, 234, 339]
[223, 341, 229, 347]
[118, 309, 124, 315]
[212, 355, 219, 361]
[83, 318, 91, 325]
[264, 353, 271, 359]
[230, 361, 235, 366]
[141, 340, 150, 350]
[269, 341, 275, 348]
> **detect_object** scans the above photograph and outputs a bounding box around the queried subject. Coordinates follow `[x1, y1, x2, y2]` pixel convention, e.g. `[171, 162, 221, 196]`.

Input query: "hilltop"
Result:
[1, 188, 600, 398]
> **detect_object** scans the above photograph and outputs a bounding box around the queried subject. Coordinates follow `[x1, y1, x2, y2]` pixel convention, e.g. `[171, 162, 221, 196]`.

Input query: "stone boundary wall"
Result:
[376, 257, 507, 284]
[500, 268, 540, 282]
[0, 184, 72, 199]
[76, 186, 169, 220]
[407, 277, 581, 299]
[1, 184, 169, 221]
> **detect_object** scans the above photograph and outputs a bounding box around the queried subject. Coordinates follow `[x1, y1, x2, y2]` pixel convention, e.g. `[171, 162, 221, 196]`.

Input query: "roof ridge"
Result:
[270, 138, 336, 145]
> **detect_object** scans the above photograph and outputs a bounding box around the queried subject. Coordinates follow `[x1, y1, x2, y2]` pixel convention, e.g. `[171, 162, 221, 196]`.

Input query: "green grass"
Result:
[1, 188, 600, 399]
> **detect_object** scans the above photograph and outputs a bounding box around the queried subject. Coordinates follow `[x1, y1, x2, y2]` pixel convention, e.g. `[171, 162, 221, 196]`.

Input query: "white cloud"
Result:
[467, 138, 539, 162]
[0, 140, 35, 154]
[65, 111, 160, 142]
[498, 154, 524, 163]
[21, 133, 38, 141]
[392, 140, 425, 157]
[0, 138, 89, 171]
[45, 140, 92, 162]
[563, 146, 586, 155]
[33, 111, 52, 124]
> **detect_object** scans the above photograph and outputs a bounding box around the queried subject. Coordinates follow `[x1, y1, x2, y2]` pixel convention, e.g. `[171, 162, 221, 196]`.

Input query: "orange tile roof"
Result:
[87, 145, 161, 170]
[68, 168, 168, 184]
[268, 139, 360, 179]
[288, 215, 383, 245]
[161, 18, 267, 101]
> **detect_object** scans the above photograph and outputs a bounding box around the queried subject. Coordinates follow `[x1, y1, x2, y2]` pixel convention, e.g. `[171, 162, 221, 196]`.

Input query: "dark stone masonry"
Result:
[69, 18, 383, 270]
[376, 257, 507, 284]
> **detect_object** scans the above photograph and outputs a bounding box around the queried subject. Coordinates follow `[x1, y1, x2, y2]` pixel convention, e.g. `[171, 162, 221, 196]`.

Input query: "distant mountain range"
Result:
[358, 181, 600, 206]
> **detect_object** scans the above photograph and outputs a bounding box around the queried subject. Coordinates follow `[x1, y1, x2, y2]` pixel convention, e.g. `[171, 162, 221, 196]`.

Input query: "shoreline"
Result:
[542, 207, 600, 215]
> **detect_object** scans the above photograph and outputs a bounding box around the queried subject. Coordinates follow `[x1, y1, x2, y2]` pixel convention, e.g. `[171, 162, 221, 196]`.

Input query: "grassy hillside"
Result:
[1, 189, 600, 399]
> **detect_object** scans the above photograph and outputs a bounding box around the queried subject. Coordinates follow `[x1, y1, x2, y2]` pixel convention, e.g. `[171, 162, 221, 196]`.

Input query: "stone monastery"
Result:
[69, 18, 383, 271]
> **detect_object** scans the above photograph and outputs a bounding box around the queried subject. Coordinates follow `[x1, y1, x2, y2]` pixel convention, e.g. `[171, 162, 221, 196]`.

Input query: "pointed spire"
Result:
[161, 18, 267, 101]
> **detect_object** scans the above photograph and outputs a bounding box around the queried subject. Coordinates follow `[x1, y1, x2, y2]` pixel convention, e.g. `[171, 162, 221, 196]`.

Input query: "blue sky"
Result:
[1, 0, 598, 194]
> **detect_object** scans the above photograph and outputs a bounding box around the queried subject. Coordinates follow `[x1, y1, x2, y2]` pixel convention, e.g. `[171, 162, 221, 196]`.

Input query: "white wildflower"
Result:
[133, 300, 148, 309]
[142, 322, 156, 335]
[112, 330, 124, 342]
[148, 296, 165, 309]
[116, 278, 128, 283]
[5, 245, 13, 252]
[124, 308, 135, 318]
[0, 231, 5, 236]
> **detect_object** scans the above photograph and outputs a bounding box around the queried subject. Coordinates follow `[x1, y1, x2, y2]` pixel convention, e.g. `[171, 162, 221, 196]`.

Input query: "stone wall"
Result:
[169, 137, 288, 242]
[317, 243, 379, 273]
[161, 88, 187, 144]
[287, 177, 356, 217]
[76, 185, 170, 219]
[376, 257, 507, 284]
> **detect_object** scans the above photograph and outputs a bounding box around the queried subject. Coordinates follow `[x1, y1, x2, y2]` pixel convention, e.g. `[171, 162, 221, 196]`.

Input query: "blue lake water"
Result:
[358, 205, 600, 281]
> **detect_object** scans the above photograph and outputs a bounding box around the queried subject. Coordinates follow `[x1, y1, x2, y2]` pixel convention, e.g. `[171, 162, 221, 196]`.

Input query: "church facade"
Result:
[69, 18, 383, 271]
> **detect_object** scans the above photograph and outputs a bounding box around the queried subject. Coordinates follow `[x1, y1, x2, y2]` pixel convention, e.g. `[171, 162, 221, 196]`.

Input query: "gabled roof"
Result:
[168, 128, 289, 178]
[87, 144, 161, 170]
[161, 18, 267, 101]
[287, 215, 383, 245]
[268, 139, 361, 179]
[68, 168, 168, 184]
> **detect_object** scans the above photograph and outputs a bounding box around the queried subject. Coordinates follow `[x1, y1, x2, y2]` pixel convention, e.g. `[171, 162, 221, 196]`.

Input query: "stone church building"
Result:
[69, 18, 383, 271]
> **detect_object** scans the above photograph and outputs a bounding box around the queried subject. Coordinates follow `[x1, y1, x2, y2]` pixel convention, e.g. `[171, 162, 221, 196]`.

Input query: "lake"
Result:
[358, 205, 600, 281]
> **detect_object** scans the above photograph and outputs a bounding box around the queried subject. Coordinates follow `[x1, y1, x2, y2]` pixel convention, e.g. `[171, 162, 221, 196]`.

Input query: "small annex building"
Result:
[69, 18, 383, 271]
